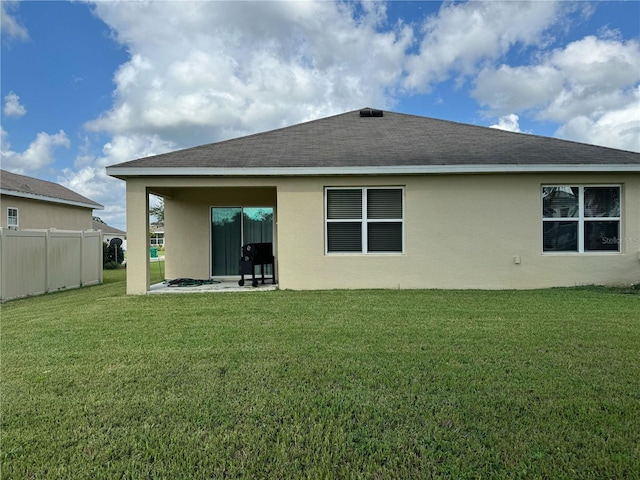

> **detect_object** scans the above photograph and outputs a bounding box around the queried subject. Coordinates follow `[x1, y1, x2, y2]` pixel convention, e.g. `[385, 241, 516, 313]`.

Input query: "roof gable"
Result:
[107, 108, 639, 176]
[1, 170, 103, 209]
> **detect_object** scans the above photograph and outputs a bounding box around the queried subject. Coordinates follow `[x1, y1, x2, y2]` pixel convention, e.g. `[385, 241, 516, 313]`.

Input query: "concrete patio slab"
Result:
[148, 279, 278, 294]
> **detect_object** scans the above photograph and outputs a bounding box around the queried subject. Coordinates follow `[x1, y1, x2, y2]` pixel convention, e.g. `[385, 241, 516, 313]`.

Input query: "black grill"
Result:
[238, 242, 276, 287]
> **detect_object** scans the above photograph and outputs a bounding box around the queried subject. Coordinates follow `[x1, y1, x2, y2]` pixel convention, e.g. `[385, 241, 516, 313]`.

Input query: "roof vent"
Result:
[360, 108, 383, 118]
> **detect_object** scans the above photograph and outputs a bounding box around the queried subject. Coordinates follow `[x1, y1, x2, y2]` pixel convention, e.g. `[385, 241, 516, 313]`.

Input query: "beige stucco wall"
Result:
[278, 172, 639, 289]
[125, 180, 150, 294]
[123, 172, 639, 294]
[0, 195, 94, 230]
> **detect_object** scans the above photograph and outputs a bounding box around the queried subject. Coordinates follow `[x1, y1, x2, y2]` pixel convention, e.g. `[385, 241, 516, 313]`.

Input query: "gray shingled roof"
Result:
[92, 218, 125, 235]
[108, 108, 639, 172]
[1, 170, 103, 209]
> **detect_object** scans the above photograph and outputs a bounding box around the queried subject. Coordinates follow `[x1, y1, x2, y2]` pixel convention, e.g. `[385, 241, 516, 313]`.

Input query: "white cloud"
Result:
[97, 133, 176, 168]
[59, 166, 113, 204]
[555, 87, 640, 152]
[57, 133, 177, 230]
[85, 1, 412, 145]
[403, 1, 562, 92]
[0, 128, 70, 174]
[474, 64, 564, 114]
[4, 92, 27, 117]
[58, 165, 127, 229]
[541, 36, 640, 122]
[490, 114, 522, 133]
[1, 2, 29, 41]
[474, 35, 640, 151]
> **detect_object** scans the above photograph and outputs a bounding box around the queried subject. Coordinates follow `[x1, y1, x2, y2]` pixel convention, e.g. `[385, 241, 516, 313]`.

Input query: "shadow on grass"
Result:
[572, 283, 640, 295]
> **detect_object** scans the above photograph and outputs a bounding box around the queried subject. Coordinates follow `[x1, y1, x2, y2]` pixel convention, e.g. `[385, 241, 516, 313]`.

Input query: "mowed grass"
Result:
[1, 269, 639, 479]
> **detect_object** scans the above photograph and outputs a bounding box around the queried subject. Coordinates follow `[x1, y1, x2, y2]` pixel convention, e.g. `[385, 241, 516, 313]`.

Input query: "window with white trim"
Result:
[325, 187, 404, 254]
[7, 208, 18, 228]
[542, 185, 621, 252]
[150, 232, 165, 246]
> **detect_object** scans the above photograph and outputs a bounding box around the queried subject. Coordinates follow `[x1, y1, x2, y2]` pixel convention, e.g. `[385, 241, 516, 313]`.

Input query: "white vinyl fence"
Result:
[0, 229, 103, 302]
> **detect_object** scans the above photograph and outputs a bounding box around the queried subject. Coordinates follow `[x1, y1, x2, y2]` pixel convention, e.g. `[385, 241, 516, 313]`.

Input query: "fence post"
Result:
[99, 232, 103, 284]
[45, 229, 51, 294]
[80, 230, 85, 287]
[0, 229, 4, 302]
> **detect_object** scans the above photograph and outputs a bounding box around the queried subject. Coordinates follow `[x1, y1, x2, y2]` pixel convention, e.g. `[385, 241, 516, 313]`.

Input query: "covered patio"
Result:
[122, 177, 279, 294]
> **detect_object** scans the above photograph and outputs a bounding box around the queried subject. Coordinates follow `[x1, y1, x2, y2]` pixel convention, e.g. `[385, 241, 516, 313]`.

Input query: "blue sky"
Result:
[2, 1, 639, 230]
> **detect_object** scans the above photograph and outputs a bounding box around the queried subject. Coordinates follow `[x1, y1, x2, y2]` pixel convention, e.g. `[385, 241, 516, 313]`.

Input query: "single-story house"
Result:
[1, 169, 103, 230]
[106, 108, 640, 294]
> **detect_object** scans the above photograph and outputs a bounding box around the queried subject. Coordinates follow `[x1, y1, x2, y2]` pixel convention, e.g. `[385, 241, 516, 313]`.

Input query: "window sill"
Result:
[326, 252, 406, 256]
[541, 251, 622, 256]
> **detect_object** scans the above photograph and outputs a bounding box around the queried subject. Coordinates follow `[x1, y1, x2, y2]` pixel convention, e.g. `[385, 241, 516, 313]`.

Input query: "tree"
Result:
[150, 197, 164, 225]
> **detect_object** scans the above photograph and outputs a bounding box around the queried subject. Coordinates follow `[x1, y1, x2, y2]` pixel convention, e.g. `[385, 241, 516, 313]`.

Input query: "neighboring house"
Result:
[1, 169, 103, 230]
[93, 217, 127, 251]
[150, 223, 164, 248]
[106, 108, 640, 294]
[1, 170, 104, 301]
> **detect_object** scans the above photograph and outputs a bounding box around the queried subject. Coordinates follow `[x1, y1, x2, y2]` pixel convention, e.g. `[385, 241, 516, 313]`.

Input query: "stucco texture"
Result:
[124, 172, 639, 293]
[1, 195, 94, 230]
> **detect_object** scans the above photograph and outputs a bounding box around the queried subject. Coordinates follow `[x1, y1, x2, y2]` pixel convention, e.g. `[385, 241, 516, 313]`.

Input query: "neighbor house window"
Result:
[542, 185, 621, 252]
[7, 208, 18, 228]
[325, 187, 404, 254]
[150, 233, 165, 246]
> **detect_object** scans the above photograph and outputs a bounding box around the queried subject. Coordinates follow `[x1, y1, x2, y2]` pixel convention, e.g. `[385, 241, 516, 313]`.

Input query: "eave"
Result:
[106, 163, 640, 179]
[0, 189, 104, 210]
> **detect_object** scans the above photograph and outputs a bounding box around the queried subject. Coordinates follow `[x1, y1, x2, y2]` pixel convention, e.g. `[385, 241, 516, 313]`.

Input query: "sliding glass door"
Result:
[211, 207, 273, 276]
[211, 208, 241, 276]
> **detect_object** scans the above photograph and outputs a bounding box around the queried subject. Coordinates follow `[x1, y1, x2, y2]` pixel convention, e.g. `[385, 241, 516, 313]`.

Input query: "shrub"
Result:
[103, 242, 125, 267]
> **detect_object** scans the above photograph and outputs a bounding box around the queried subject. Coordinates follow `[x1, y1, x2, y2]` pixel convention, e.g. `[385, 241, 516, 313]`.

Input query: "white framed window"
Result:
[7, 207, 18, 228]
[150, 233, 165, 246]
[325, 187, 404, 254]
[542, 185, 621, 253]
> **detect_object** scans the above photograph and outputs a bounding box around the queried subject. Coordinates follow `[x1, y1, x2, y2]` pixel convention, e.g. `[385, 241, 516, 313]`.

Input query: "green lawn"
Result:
[2, 269, 639, 479]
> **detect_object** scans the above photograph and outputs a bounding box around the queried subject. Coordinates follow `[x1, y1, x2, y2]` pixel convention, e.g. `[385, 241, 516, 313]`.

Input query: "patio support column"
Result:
[126, 180, 150, 294]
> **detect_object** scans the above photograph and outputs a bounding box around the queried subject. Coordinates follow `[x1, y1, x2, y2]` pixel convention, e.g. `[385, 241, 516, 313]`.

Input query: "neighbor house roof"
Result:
[1, 169, 103, 209]
[150, 223, 164, 234]
[92, 217, 126, 235]
[107, 108, 640, 178]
